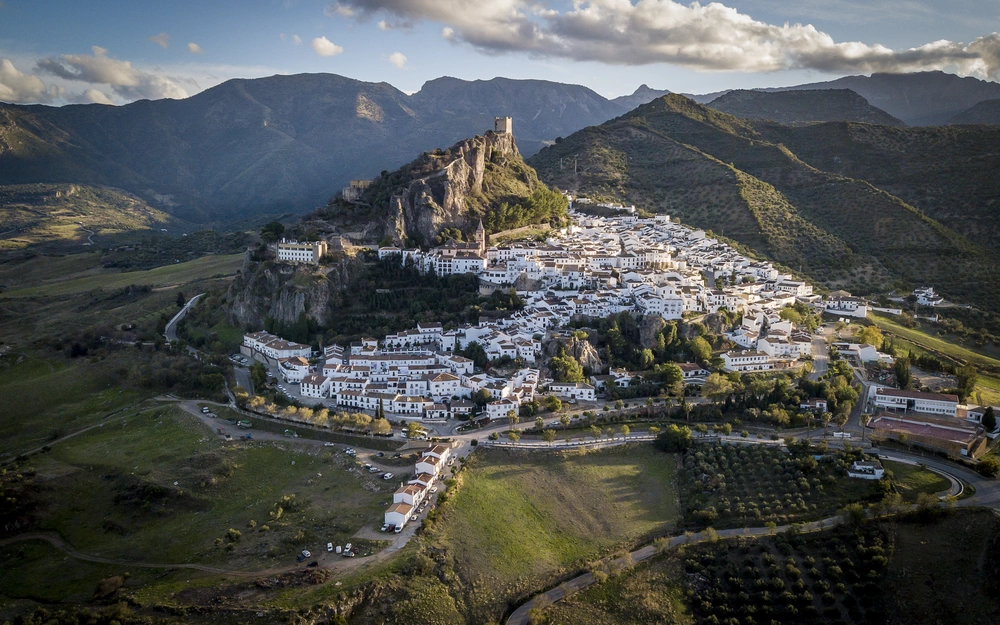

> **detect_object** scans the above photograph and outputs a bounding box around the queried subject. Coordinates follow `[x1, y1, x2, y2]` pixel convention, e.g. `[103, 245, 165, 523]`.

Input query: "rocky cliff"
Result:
[226, 250, 362, 328]
[379, 131, 524, 244]
[546, 334, 604, 373]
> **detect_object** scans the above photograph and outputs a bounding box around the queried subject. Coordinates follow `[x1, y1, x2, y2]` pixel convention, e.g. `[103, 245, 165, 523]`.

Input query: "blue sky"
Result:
[0, 0, 997, 104]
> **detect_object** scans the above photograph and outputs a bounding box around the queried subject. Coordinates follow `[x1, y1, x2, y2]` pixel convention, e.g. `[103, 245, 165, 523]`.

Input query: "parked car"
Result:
[335, 545, 342, 554]
[430, 486, 438, 494]
[385, 524, 395, 533]
[368, 466, 379, 473]
[323, 442, 335, 447]
[383, 473, 394, 480]
[342, 550, 355, 558]
[376, 452, 385, 458]
[301, 549, 311, 558]
[343, 543, 351, 552]
[381, 523, 390, 532]
[296, 553, 306, 562]
[394, 526, 403, 534]
[327, 542, 334, 552]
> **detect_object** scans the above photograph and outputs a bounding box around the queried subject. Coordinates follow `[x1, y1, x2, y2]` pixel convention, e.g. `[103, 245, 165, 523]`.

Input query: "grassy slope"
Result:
[529, 95, 998, 308]
[0, 253, 242, 298]
[432, 445, 679, 622]
[5, 405, 393, 584]
[882, 460, 951, 501]
[0, 183, 182, 251]
[871, 312, 1000, 404]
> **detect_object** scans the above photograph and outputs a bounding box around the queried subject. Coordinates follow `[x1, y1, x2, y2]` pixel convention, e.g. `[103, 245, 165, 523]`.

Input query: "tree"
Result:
[406, 421, 424, 439]
[894, 357, 912, 389]
[648, 426, 660, 437]
[249, 362, 267, 392]
[543, 395, 562, 413]
[371, 418, 391, 435]
[956, 363, 978, 401]
[983, 406, 997, 432]
[507, 430, 521, 443]
[689, 336, 712, 363]
[834, 411, 849, 431]
[654, 424, 692, 452]
[855, 325, 884, 349]
[175, 291, 187, 308]
[603, 426, 614, 439]
[703, 373, 734, 403]
[535, 416, 544, 430]
[508, 410, 520, 428]
[621, 424, 630, 438]
[977, 456, 1000, 478]
[559, 414, 571, 427]
[652, 362, 684, 395]
[590, 424, 601, 441]
[260, 220, 285, 243]
[859, 413, 871, 441]
[542, 429, 557, 445]
[550, 348, 584, 382]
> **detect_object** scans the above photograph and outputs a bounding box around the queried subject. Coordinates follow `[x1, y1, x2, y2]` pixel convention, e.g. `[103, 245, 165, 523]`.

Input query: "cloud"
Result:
[311, 36, 344, 57]
[0, 58, 58, 103]
[388, 51, 408, 68]
[328, 0, 1000, 79]
[148, 32, 170, 49]
[188, 42, 204, 54]
[36, 46, 189, 100]
[280, 33, 303, 45]
[80, 88, 114, 104]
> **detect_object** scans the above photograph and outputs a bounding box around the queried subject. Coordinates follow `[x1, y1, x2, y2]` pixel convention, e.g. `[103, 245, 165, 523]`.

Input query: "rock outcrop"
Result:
[226, 251, 362, 328]
[546, 334, 604, 373]
[387, 131, 519, 244]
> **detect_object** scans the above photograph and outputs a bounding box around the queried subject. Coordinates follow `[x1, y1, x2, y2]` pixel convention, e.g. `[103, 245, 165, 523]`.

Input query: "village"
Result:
[247, 203, 998, 532]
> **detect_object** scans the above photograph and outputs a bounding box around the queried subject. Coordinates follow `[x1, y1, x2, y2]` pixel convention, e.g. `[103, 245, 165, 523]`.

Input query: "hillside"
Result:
[769, 71, 1000, 126]
[528, 94, 1000, 311]
[707, 89, 905, 126]
[0, 183, 184, 251]
[950, 99, 1000, 124]
[611, 84, 672, 112]
[0, 74, 664, 224]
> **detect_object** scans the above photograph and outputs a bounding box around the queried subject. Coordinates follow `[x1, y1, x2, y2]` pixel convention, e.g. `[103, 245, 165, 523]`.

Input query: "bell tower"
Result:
[475, 219, 486, 255]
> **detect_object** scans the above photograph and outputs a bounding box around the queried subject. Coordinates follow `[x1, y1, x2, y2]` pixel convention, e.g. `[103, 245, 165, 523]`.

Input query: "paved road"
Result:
[808, 334, 829, 381]
[234, 366, 254, 395]
[164, 293, 205, 343]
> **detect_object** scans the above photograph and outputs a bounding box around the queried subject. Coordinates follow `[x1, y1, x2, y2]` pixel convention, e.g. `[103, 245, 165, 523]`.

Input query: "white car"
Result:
[430, 486, 438, 494]
[323, 442, 335, 447]
[383, 473, 394, 480]
[301, 549, 311, 558]
[344, 543, 352, 552]
[327, 542, 334, 552]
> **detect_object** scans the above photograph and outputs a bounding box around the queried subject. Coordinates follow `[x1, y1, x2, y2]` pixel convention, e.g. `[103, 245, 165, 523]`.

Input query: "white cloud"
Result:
[329, 0, 1000, 79]
[388, 51, 408, 68]
[148, 32, 170, 49]
[81, 88, 114, 104]
[311, 36, 344, 57]
[36, 46, 189, 100]
[280, 33, 303, 45]
[188, 42, 203, 54]
[0, 58, 57, 103]
[378, 20, 390, 30]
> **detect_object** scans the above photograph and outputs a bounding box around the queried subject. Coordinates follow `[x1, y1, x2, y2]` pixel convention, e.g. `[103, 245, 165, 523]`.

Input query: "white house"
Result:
[486, 398, 519, 421]
[415, 454, 444, 476]
[722, 351, 773, 372]
[278, 357, 311, 383]
[275, 239, 328, 265]
[548, 382, 596, 401]
[847, 460, 885, 480]
[300, 374, 331, 398]
[393, 484, 425, 507]
[384, 502, 413, 528]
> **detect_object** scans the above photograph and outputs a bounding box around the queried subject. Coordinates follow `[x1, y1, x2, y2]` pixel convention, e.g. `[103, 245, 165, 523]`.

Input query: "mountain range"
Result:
[0, 75, 664, 223]
[527, 94, 1000, 312]
[3, 71, 1000, 225]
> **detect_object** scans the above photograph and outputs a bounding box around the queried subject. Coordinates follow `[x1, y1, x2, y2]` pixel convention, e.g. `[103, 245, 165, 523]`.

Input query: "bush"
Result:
[976, 456, 1000, 478]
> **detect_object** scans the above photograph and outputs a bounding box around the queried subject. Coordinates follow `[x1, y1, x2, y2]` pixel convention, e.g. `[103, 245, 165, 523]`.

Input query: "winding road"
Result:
[164, 293, 204, 343]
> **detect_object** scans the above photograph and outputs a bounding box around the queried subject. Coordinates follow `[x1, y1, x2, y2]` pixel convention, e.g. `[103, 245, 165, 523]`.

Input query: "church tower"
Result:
[475, 219, 486, 255]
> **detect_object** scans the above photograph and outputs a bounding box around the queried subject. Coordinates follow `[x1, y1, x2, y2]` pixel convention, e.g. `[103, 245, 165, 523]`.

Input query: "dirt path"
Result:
[506, 516, 844, 625]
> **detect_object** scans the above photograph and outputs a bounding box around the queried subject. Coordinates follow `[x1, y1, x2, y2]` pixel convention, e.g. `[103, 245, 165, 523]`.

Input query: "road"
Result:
[164, 293, 205, 342]
[808, 333, 829, 380]
[234, 365, 254, 395]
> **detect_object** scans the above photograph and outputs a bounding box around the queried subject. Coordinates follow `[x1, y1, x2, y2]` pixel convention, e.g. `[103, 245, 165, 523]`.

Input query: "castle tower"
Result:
[475, 219, 486, 255]
[494, 116, 513, 134]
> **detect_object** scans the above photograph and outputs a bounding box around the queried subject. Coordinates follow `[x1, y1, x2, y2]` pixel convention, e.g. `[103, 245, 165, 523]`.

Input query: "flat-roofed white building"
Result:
[870, 387, 959, 417]
[722, 351, 773, 372]
[275, 239, 328, 264]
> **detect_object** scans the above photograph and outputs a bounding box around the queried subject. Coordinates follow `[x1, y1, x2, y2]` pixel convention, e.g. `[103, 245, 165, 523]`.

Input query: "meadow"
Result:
[429, 444, 680, 623]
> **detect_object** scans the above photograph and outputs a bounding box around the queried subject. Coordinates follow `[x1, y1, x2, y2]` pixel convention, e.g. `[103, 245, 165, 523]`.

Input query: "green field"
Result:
[0, 253, 243, 298]
[882, 460, 951, 501]
[1, 404, 399, 604]
[431, 445, 680, 623]
[0, 352, 145, 459]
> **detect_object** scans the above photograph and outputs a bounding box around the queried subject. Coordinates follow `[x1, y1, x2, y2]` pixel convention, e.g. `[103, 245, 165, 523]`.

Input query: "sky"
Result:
[1, 0, 998, 105]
